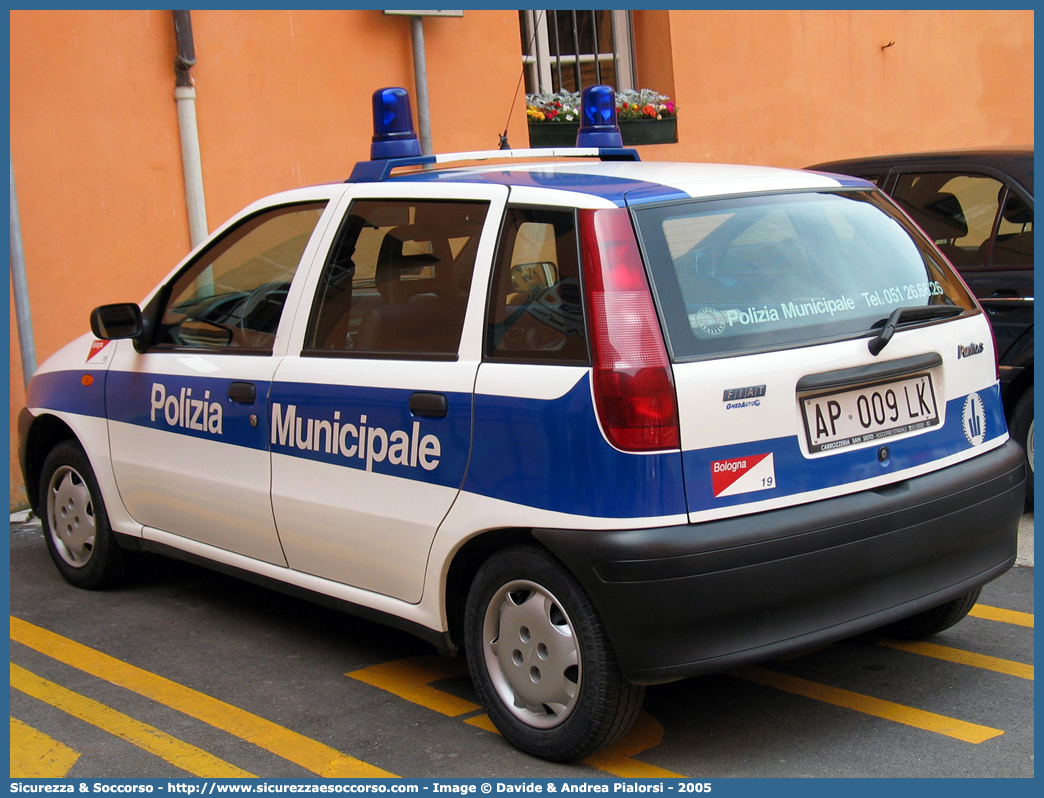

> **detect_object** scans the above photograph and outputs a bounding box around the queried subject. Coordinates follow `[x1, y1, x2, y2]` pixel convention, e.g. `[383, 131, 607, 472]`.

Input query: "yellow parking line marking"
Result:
[11, 664, 254, 778]
[349, 655, 684, 777]
[876, 639, 1033, 680]
[11, 616, 396, 778]
[10, 716, 80, 778]
[582, 712, 685, 779]
[347, 655, 481, 716]
[730, 665, 1004, 744]
[969, 604, 1034, 628]
[463, 714, 498, 733]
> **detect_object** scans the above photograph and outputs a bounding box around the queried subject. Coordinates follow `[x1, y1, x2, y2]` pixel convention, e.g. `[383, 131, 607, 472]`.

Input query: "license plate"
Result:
[801, 374, 939, 453]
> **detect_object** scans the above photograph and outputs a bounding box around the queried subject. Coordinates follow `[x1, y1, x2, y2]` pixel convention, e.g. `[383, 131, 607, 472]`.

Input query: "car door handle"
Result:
[409, 392, 447, 419]
[228, 381, 256, 405]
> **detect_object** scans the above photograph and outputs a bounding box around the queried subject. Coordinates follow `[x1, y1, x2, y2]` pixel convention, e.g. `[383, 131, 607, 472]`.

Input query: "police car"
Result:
[19, 86, 1026, 762]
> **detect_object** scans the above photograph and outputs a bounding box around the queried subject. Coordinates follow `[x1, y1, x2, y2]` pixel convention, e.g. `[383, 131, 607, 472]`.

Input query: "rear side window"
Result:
[485, 207, 587, 363]
[635, 190, 976, 360]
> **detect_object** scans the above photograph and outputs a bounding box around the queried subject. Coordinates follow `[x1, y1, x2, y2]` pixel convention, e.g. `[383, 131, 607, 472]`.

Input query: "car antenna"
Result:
[499, 10, 546, 150]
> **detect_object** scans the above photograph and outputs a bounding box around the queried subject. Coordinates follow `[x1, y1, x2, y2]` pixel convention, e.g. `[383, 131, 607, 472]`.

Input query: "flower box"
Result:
[528, 118, 678, 148]
[526, 88, 677, 148]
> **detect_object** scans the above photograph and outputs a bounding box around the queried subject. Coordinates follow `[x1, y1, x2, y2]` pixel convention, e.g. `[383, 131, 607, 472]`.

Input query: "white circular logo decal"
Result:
[962, 392, 986, 446]
[695, 307, 727, 336]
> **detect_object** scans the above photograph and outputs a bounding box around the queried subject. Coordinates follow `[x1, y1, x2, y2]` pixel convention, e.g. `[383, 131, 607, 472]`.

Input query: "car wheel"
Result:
[464, 545, 644, 762]
[877, 587, 982, 639]
[1009, 387, 1033, 508]
[39, 440, 133, 589]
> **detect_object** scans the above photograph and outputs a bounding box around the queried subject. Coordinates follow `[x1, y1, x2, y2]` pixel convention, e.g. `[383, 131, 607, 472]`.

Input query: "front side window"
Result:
[305, 199, 488, 358]
[635, 191, 976, 360]
[153, 203, 326, 352]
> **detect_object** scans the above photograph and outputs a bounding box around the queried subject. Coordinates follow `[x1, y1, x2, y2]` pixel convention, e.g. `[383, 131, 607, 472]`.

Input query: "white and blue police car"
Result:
[19, 86, 1026, 761]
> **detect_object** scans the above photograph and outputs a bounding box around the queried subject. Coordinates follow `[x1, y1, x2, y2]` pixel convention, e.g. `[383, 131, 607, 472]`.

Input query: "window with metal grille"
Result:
[519, 10, 635, 94]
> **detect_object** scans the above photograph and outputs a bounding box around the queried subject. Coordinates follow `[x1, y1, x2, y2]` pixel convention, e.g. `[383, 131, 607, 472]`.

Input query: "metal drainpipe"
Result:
[10, 154, 36, 385]
[173, 10, 208, 248]
[410, 15, 433, 156]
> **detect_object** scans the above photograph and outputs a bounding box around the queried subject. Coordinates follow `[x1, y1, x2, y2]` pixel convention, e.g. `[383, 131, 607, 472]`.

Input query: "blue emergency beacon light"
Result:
[370, 87, 422, 160]
[575, 85, 623, 148]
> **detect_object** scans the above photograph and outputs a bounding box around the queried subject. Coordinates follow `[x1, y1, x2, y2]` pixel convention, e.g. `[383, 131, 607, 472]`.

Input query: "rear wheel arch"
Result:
[444, 527, 538, 651]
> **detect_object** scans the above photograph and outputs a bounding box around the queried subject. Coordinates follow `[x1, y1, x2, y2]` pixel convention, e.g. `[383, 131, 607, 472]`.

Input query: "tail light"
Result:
[579, 208, 680, 452]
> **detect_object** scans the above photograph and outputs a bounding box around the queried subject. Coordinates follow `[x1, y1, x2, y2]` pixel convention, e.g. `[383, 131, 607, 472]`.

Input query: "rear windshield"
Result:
[634, 190, 976, 360]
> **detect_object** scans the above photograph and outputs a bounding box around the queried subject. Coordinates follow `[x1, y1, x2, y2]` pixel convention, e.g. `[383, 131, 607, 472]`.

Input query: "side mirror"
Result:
[90, 303, 143, 340]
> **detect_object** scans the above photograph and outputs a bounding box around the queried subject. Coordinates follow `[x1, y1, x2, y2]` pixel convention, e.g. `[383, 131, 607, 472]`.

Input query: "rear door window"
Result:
[304, 199, 488, 358]
[634, 190, 975, 360]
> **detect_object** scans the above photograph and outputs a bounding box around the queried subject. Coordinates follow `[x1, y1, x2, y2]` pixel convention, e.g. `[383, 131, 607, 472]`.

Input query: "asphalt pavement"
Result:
[9, 508, 1034, 778]
[1015, 511, 1033, 566]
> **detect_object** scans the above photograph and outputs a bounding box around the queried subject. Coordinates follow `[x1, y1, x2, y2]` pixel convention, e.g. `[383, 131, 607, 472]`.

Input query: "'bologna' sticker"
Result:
[711, 453, 776, 498]
[86, 339, 112, 363]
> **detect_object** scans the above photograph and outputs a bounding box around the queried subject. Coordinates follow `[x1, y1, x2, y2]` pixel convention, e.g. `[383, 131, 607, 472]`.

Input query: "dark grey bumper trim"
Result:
[534, 441, 1025, 685]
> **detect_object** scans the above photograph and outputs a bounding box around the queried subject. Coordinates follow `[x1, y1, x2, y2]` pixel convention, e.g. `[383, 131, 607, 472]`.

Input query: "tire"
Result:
[878, 587, 982, 639]
[464, 545, 644, 762]
[1009, 387, 1033, 508]
[39, 440, 133, 589]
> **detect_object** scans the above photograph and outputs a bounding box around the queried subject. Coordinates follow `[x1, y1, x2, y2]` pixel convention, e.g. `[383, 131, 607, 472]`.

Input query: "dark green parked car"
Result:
[808, 150, 1034, 506]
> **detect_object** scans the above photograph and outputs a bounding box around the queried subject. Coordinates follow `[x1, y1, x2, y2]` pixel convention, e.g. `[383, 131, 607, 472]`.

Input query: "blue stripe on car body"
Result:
[35, 364, 1010, 521]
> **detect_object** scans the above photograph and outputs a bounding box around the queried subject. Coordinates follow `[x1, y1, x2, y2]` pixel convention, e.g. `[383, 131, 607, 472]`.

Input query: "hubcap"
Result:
[482, 579, 580, 729]
[46, 465, 96, 568]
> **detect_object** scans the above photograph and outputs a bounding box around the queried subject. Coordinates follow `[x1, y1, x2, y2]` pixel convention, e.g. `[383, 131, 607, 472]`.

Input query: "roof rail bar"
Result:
[348, 146, 641, 184]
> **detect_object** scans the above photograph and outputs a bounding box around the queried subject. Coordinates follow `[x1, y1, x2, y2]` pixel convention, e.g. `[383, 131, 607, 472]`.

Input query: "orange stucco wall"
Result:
[647, 9, 1034, 166]
[7, 9, 1033, 507]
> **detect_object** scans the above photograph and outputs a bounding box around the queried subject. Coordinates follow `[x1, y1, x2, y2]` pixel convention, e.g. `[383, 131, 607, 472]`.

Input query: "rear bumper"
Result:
[534, 440, 1025, 685]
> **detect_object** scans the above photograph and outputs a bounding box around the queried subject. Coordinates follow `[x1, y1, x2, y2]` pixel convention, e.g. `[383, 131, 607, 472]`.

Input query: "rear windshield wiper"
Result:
[868, 305, 964, 356]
